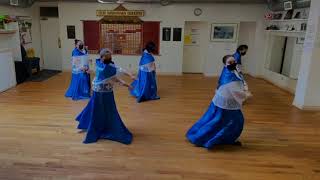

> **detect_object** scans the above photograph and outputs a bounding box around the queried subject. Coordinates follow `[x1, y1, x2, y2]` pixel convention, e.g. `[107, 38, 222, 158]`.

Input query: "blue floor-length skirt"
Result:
[130, 71, 160, 103]
[186, 102, 244, 149]
[65, 73, 91, 100]
[76, 91, 133, 144]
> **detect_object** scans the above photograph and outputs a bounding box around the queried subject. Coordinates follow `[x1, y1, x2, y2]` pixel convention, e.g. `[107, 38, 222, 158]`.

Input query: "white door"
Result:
[40, 18, 62, 70]
[183, 21, 208, 73]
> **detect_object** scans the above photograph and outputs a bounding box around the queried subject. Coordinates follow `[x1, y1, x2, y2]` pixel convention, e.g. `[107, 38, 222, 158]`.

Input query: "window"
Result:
[143, 22, 160, 55]
[83, 21, 100, 54]
[83, 21, 160, 55]
[40, 7, 59, 17]
[101, 24, 142, 55]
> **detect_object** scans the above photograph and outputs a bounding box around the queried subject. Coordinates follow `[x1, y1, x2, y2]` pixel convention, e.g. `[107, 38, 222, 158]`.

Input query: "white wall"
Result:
[0, 5, 30, 16]
[0, 49, 16, 92]
[1, 2, 268, 77]
[294, 0, 320, 109]
[0, 6, 30, 62]
[0, 23, 22, 62]
[0, 4, 46, 67]
[238, 22, 256, 74]
[56, 2, 267, 76]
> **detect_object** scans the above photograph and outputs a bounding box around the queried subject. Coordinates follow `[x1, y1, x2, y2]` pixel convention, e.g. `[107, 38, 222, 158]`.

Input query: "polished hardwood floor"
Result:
[0, 72, 319, 180]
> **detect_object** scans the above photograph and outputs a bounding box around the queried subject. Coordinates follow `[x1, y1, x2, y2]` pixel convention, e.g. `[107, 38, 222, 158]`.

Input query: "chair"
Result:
[21, 46, 40, 77]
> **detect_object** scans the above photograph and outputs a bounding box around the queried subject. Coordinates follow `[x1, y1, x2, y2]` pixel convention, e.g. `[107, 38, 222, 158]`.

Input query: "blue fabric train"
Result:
[130, 42, 160, 103]
[186, 55, 248, 149]
[76, 54, 133, 144]
[65, 46, 91, 100]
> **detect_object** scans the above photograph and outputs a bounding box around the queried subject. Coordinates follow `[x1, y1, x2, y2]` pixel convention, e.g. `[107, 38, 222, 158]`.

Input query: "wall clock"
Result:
[194, 8, 202, 16]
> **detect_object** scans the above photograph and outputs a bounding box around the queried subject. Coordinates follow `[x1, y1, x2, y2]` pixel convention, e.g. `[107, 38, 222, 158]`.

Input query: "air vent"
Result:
[40, 7, 59, 17]
[10, 0, 19, 6]
[267, 0, 311, 12]
[284, 1, 293, 10]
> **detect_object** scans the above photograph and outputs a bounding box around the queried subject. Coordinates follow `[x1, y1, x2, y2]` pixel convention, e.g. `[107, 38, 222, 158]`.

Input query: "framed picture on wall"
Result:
[210, 23, 238, 42]
[173, 28, 182, 41]
[162, 27, 171, 41]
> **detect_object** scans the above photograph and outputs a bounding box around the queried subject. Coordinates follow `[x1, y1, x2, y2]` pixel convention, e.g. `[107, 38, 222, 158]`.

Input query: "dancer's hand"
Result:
[131, 75, 136, 80]
[245, 91, 252, 98]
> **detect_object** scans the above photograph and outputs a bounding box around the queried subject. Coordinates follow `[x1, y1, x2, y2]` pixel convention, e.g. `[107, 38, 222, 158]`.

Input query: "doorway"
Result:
[182, 21, 208, 73]
[238, 22, 256, 73]
[268, 36, 287, 74]
[40, 17, 62, 71]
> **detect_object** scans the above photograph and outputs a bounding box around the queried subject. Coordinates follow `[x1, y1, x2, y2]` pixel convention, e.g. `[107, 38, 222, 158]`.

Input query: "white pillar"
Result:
[293, 0, 320, 110]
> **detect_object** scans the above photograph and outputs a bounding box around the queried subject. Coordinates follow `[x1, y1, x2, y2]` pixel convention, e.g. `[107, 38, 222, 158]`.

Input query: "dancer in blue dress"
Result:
[186, 55, 250, 149]
[233, 45, 249, 92]
[233, 44, 248, 69]
[76, 48, 133, 144]
[65, 39, 91, 100]
[130, 42, 160, 103]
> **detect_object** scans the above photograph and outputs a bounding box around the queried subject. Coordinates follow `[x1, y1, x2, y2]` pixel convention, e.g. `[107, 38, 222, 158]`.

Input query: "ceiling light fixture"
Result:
[160, 0, 171, 6]
[97, 0, 124, 4]
[10, 0, 19, 6]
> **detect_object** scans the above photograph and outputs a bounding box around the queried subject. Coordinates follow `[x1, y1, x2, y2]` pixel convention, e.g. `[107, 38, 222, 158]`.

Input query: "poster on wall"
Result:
[67, 25, 76, 39]
[173, 28, 182, 41]
[210, 23, 238, 42]
[162, 27, 171, 41]
[184, 35, 192, 45]
[17, 17, 32, 48]
[184, 34, 200, 46]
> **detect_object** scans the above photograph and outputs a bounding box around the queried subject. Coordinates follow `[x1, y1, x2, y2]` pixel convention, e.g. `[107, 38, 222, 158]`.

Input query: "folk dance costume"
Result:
[233, 46, 250, 93]
[76, 49, 133, 144]
[65, 48, 91, 100]
[186, 55, 249, 149]
[130, 42, 160, 103]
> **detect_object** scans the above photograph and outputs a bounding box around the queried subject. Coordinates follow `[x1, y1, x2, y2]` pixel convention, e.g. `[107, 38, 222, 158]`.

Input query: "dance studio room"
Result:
[0, 0, 319, 179]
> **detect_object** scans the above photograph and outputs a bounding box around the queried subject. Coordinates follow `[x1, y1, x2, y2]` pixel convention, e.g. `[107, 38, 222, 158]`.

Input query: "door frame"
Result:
[182, 21, 208, 74]
[39, 17, 62, 71]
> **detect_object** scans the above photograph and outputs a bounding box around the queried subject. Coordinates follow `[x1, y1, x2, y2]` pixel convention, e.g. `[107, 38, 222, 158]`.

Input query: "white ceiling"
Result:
[36, 0, 267, 4]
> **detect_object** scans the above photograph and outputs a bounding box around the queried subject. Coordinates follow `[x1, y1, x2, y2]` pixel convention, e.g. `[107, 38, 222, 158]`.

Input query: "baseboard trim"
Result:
[299, 106, 320, 111]
[254, 76, 295, 94]
[0, 83, 17, 93]
[62, 70, 183, 76]
[157, 72, 183, 76]
[204, 73, 218, 77]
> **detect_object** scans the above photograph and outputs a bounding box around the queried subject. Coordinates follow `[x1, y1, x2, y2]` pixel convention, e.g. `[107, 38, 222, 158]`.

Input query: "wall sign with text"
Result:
[67, 25, 76, 39]
[96, 10, 145, 17]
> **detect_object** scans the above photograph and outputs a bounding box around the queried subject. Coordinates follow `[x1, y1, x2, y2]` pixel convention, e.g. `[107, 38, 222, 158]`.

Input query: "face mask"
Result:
[227, 63, 237, 71]
[103, 57, 112, 64]
[241, 52, 246, 56]
[79, 45, 84, 50]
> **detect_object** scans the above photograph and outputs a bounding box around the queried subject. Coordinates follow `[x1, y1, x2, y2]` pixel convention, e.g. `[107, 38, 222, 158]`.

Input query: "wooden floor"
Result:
[0, 73, 320, 180]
